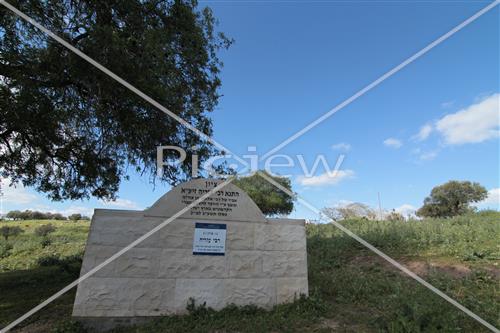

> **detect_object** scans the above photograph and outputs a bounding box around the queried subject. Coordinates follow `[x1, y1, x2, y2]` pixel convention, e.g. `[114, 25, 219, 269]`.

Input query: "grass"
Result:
[0, 212, 498, 332]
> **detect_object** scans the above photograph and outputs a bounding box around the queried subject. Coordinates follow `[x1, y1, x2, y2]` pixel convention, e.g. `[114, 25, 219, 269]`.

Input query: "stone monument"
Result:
[73, 178, 308, 330]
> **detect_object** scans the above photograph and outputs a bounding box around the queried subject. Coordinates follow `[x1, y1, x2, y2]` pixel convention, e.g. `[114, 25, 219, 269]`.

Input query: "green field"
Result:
[0, 213, 498, 333]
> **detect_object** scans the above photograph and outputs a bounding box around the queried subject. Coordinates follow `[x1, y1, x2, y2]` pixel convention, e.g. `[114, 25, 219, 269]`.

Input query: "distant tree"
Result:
[81, 216, 91, 221]
[6, 210, 21, 220]
[69, 214, 83, 222]
[0, 0, 232, 201]
[417, 181, 488, 218]
[52, 213, 67, 221]
[31, 211, 46, 220]
[233, 171, 294, 216]
[34, 224, 56, 237]
[322, 203, 377, 221]
[0, 226, 24, 241]
[18, 210, 33, 220]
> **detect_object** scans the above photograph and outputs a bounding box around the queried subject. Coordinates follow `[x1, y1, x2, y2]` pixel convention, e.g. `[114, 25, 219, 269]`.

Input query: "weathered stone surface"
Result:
[254, 224, 306, 251]
[263, 251, 308, 277]
[224, 279, 275, 308]
[228, 250, 264, 278]
[276, 278, 309, 303]
[226, 222, 254, 250]
[73, 278, 175, 317]
[74, 178, 308, 327]
[174, 279, 225, 311]
[145, 179, 267, 222]
[158, 249, 228, 278]
[113, 248, 161, 278]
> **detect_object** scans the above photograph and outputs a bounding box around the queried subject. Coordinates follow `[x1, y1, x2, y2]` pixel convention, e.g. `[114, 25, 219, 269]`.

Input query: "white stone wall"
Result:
[73, 179, 308, 318]
[73, 212, 308, 317]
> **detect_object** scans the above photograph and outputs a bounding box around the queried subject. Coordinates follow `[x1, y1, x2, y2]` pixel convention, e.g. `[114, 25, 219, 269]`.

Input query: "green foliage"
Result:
[0, 242, 13, 259]
[0, 214, 498, 332]
[51, 320, 88, 333]
[0, 225, 24, 241]
[6, 210, 66, 220]
[68, 214, 82, 221]
[0, 0, 232, 201]
[233, 171, 294, 216]
[417, 180, 488, 218]
[34, 224, 57, 237]
[0, 220, 88, 272]
[37, 253, 83, 277]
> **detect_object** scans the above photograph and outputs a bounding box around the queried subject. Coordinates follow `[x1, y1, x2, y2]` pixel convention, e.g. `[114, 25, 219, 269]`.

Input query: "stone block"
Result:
[263, 251, 307, 277]
[80, 245, 121, 277]
[174, 279, 225, 311]
[276, 277, 309, 303]
[158, 249, 227, 278]
[226, 222, 254, 250]
[228, 250, 263, 278]
[224, 278, 275, 308]
[254, 224, 306, 251]
[113, 248, 161, 278]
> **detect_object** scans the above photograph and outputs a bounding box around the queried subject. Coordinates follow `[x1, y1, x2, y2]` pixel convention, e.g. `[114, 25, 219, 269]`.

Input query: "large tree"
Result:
[416, 180, 488, 218]
[233, 171, 295, 216]
[0, 0, 231, 201]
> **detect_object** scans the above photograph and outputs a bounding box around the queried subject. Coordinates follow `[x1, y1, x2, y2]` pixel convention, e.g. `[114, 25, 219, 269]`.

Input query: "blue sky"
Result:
[2, 1, 499, 219]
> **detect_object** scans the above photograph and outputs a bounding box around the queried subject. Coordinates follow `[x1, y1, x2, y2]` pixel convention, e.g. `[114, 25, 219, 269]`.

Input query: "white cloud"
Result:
[436, 93, 499, 145]
[413, 124, 432, 141]
[331, 142, 351, 151]
[297, 169, 355, 187]
[0, 178, 38, 204]
[383, 138, 402, 148]
[394, 204, 417, 217]
[477, 188, 500, 209]
[100, 198, 140, 210]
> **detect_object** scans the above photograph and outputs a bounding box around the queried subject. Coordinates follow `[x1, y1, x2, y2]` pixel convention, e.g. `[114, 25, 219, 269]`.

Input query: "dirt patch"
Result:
[348, 255, 498, 279]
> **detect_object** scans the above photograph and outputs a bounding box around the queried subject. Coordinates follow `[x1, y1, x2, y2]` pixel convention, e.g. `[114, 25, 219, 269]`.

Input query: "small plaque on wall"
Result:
[192, 222, 227, 256]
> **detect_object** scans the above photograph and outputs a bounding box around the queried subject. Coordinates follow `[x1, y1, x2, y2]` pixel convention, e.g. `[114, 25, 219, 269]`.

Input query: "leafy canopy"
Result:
[0, 0, 231, 201]
[416, 180, 488, 218]
[233, 171, 295, 216]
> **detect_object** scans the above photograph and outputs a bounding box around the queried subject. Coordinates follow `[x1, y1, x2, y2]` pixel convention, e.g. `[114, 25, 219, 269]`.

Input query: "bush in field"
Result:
[386, 209, 405, 222]
[68, 214, 82, 221]
[322, 202, 377, 221]
[417, 181, 488, 218]
[0, 242, 13, 258]
[34, 224, 56, 237]
[0, 226, 24, 241]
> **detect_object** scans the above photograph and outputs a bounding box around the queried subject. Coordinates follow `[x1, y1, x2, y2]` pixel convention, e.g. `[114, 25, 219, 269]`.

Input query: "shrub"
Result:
[34, 224, 56, 237]
[41, 238, 52, 248]
[0, 242, 13, 258]
[68, 213, 82, 221]
[51, 320, 87, 333]
[37, 253, 83, 277]
[0, 225, 24, 241]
